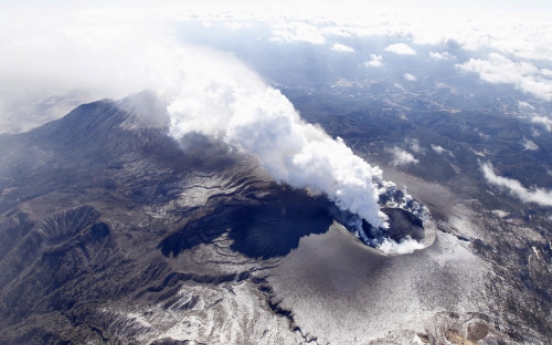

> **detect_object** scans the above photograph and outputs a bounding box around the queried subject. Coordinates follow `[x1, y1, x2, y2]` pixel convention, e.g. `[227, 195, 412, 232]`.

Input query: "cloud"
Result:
[388, 147, 419, 166]
[431, 144, 453, 156]
[403, 73, 417, 81]
[522, 138, 539, 150]
[406, 138, 423, 153]
[429, 51, 453, 60]
[492, 209, 510, 218]
[385, 43, 416, 55]
[476, 130, 489, 141]
[270, 20, 326, 44]
[364, 54, 383, 67]
[156, 5, 552, 64]
[481, 162, 552, 207]
[393, 82, 404, 90]
[0, 7, 174, 133]
[531, 115, 552, 131]
[457, 53, 552, 101]
[431, 145, 445, 154]
[518, 101, 535, 110]
[0, 5, 403, 229]
[330, 43, 355, 53]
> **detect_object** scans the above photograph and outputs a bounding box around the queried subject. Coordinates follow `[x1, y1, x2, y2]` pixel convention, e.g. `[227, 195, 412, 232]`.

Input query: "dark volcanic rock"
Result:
[381, 207, 425, 242]
[160, 186, 333, 259]
[0, 96, 340, 344]
[0, 94, 432, 344]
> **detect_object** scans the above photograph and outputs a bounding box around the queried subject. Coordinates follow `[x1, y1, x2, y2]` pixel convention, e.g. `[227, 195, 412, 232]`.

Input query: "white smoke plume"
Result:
[379, 237, 425, 255]
[165, 49, 391, 228]
[0, 4, 431, 251]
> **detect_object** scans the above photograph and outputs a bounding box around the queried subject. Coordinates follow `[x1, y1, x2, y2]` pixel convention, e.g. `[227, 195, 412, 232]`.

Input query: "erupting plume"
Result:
[0, 12, 428, 252]
[163, 50, 393, 229]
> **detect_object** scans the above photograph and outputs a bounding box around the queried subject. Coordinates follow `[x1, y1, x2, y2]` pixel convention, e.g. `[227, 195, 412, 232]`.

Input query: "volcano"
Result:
[0, 94, 433, 344]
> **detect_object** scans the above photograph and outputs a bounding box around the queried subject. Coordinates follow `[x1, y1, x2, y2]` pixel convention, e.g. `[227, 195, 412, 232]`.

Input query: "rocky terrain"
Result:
[0, 96, 437, 344]
[0, 91, 550, 344]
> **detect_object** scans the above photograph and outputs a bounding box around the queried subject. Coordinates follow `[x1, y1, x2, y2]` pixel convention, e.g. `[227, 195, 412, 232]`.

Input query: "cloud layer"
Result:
[458, 53, 552, 101]
[3, 5, 552, 132]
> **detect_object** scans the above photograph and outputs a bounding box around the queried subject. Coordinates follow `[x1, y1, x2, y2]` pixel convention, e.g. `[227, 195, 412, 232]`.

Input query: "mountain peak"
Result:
[115, 91, 170, 130]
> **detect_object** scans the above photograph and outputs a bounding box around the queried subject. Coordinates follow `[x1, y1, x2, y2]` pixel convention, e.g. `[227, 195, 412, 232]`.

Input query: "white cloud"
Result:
[0, 8, 179, 133]
[431, 144, 445, 154]
[457, 53, 552, 101]
[522, 138, 539, 150]
[531, 115, 552, 131]
[330, 42, 355, 53]
[406, 138, 423, 153]
[476, 130, 489, 141]
[385, 43, 416, 55]
[388, 147, 419, 166]
[431, 144, 453, 156]
[429, 51, 453, 60]
[0, 5, 405, 229]
[518, 101, 535, 110]
[481, 162, 552, 207]
[270, 20, 326, 44]
[364, 54, 383, 67]
[492, 209, 510, 218]
[403, 73, 417, 81]
[164, 6, 552, 64]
